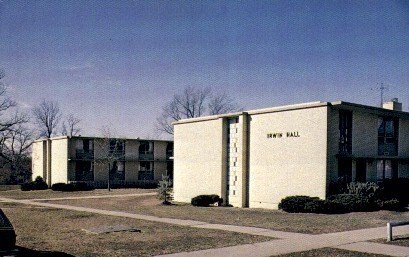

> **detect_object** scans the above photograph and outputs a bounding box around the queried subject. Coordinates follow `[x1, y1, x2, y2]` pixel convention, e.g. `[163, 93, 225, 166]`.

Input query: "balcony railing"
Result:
[75, 150, 94, 160]
[139, 152, 154, 160]
[109, 150, 126, 159]
[138, 170, 154, 180]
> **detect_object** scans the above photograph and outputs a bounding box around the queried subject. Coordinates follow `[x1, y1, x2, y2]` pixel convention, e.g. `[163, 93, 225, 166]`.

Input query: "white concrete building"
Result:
[32, 136, 173, 187]
[173, 99, 409, 209]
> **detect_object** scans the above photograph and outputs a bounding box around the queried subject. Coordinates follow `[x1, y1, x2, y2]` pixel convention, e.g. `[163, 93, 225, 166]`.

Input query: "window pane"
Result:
[385, 120, 394, 137]
[377, 160, 384, 180]
[385, 160, 392, 179]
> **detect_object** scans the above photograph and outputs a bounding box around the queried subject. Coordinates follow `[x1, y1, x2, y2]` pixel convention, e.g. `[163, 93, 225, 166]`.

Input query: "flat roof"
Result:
[173, 100, 409, 125]
[34, 136, 173, 143]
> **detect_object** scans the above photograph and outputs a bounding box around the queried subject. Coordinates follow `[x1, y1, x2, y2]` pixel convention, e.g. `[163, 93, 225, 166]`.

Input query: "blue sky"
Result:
[1, 0, 408, 138]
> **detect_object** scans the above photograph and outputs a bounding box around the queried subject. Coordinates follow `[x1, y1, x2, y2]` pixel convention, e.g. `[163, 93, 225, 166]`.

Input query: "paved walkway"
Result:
[158, 226, 409, 257]
[1, 196, 408, 256]
[336, 242, 409, 256]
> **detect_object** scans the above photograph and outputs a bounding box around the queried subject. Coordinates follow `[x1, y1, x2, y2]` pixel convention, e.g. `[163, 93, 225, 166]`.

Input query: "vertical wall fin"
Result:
[241, 112, 250, 207]
[46, 139, 52, 186]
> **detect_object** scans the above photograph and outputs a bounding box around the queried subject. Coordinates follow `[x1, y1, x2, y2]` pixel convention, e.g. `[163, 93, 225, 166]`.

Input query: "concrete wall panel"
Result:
[173, 118, 224, 203]
[50, 139, 68, 184]
[248, 107, 328, 209]
[32, 141, 46, 180]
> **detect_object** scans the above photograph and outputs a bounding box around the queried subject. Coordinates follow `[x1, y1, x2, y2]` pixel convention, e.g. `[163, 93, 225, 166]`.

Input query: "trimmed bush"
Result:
[109, 181, 157, 189]
[304, 199, 347, 214]
[20, 182, 33, 191]
[21, 176, 48, 191]
[51, 182, 94, 192]
[51, 183, 72, 191]
[191, 194, 222, 207]
[278, 196, 320, 213]
[71, 182, 94, 191]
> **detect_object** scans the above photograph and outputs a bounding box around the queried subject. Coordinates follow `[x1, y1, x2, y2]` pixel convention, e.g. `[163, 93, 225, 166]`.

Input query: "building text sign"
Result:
[267, 131, 300, 138]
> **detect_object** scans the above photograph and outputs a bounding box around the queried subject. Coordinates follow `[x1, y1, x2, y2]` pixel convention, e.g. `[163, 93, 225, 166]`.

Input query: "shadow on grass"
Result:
[392, 236, 409, 241]
[0, 246, 75, 257]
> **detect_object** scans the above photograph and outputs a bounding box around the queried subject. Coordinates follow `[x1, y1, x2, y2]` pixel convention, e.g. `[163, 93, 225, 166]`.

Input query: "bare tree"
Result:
[0, 124, 33, 183]
[156, 86, 240, 135]
[0, 69, 32, 183]
[208, 92, 240, 115]
[0, 70, 28, 133]
[93, 127, 126, 190]
[32, 100, 62, 138]
[61, 114, 81, 137]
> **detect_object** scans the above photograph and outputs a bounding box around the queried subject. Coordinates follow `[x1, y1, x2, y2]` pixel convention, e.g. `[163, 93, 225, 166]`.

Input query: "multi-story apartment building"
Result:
[173, 99, 409, 209]
[32, 136, 173, 186]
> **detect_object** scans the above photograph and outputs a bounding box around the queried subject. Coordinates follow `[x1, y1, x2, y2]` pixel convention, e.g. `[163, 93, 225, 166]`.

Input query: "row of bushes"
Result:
[280, 179, 409, 214]
[279, 194, 405, 214]
[20, 176, 159, 191]
[329, 178, 409, 205]
[51, 182, 95, 192]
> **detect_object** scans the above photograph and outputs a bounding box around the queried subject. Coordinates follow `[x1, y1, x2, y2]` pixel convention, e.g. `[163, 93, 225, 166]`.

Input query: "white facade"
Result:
[173, 100, 409, 209]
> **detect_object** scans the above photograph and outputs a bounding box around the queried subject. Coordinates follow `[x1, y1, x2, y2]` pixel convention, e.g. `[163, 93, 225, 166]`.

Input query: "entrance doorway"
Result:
[356, 160, 366, 182]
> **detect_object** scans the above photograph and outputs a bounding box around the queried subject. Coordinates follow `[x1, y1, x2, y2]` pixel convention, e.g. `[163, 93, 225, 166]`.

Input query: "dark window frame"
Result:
[339, 110, 353, 155]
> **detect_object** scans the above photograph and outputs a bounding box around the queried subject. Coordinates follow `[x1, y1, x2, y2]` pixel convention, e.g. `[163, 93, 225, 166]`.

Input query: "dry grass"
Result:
[0, 202, 271, 257]
[52, 194, 409, 234]
[0, 188, 155, 200]
[373, 235, 409, 247]
[276, 248, 389, 257]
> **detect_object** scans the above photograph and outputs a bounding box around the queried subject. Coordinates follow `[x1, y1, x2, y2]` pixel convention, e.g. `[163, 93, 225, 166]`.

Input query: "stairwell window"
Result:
[378, 117, 399, 156]
[339, 110, 352, 155]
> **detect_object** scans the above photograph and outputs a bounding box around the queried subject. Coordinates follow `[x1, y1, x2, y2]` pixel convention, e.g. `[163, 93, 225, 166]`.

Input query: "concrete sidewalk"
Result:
[158, 226, 409, 257]
[336, 242, 409, 257]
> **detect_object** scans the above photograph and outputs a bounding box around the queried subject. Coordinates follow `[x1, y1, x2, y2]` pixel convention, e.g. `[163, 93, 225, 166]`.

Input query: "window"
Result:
[75, 161, 94, 181]
[356, 160, 366, 182]
[138, 161, 154, 180]
[377, 160, 398, 180]
[166, 142, 173, 159]
[75, 139, 94, 159]
[139, 141, 153, 154]
[109, 139, 125, 158]
[378, 117, 399, 156]
[110, 161, 125, 181]
[139, 141, 154, 160]
[338, 159, 352, 182]
[339, 110, 352, 154]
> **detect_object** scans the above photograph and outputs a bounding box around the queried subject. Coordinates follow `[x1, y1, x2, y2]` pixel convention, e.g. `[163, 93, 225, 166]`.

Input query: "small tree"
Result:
[93, 127, 125, 191]
[157, 174, 172, 205]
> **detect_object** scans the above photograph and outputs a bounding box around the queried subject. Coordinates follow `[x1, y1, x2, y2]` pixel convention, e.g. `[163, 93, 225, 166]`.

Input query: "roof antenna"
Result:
[371, 83, 389, 107]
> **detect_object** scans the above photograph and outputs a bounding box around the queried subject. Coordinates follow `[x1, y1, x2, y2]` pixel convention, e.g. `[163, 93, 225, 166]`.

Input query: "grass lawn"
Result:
[0, 188, 155, 200]
[0, 202, 271, 257]
[51, 194, 409, 234]
[372, 235, 409, 247]
[276, 248, 389, 257]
